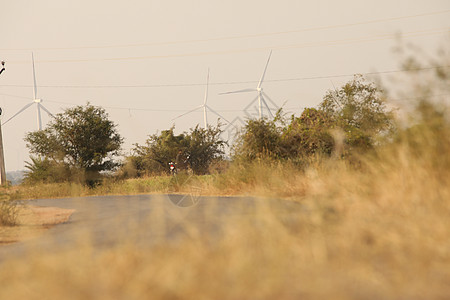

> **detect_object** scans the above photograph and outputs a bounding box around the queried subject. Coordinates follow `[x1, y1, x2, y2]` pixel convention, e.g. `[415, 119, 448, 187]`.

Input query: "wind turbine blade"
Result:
[205, 105, 234, 126]
[32, 52, 37, 99]
[171, 105, 202, 121]
[262, 91, 279, 110]
[257, 50, 272, 89]
[219, 88, 256, 95]
[260, 95, 274, 118]
[39, 103, 53, 117]
[203, 68, 209, 106]
[2, 102, 34, 126]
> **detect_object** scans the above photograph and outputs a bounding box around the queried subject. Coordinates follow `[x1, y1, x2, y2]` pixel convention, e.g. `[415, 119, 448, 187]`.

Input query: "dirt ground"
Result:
[0, 205, 75, 245]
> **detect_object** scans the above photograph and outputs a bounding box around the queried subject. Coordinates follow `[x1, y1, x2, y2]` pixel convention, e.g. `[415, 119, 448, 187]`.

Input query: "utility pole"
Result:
[0, 114, 6, 186]
[0, 61, 6, 185]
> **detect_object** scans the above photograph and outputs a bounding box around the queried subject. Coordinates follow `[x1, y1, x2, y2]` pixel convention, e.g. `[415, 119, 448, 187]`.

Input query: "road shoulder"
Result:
[0, 205, 75, 245]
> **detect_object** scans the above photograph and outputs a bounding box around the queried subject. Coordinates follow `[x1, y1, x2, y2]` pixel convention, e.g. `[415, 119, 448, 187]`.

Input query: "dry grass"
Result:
[0, 176, 173, 201]
[1, 100, 449, 299]
[0, 205, 75, 244]
[0, 123, 449, 299]
[0, 198, 20, 226]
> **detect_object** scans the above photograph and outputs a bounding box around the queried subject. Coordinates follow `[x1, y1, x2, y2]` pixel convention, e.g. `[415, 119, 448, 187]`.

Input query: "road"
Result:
[0, 194, 303, 258]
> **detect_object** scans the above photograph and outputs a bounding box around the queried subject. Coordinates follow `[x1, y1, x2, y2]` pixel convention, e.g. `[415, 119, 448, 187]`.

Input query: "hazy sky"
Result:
[0, 0, 449, 172]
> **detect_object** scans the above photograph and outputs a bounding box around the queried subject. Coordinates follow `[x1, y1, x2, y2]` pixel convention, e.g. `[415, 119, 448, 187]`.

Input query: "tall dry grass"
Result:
[0, 88, 448, 299]
[0, 199, 20, 226]
[0, 103, 449, 299]
[0, 176, 174, 201]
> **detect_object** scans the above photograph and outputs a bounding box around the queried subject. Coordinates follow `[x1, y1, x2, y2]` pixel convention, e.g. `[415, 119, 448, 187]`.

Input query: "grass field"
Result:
[0, 100, 449, 299]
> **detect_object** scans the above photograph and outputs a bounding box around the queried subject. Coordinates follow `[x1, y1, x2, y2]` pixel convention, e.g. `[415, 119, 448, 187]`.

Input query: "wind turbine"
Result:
[2, 53, 53, 130]
[172, 69, 233, 128]
[220, 50, 278, 119]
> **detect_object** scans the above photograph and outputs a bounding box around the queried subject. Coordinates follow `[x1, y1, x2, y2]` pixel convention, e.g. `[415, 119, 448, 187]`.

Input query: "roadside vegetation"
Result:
[23, 103, 123, 186]
[0, 198, 19, 226]
[0, 50, 449, 298]
[0, 75, 396, 199]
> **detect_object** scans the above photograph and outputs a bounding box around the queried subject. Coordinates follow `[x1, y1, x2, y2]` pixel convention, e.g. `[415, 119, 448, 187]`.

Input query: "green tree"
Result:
[129, 127, 187, 176]
[22, 157, 70, 184]
[233, 118, 283, 160]
[24, 104, 123, 184]
[319, 75, 394, 149]
[282, 108, 335, 158]
[128, 124, 225, 176]
[184, 125, 226, 174]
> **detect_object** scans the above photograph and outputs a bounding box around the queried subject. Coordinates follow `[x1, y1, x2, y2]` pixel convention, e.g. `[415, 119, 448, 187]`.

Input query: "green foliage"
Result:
[233, 109, 335, 163]
[129, 127, 186, 176]
[233, 76, 394, 162]
[397, 100, 450, 171]
[0, 198, 19, 226]
[22, 157, 70, 184]
[233, 118, 283, 160]
[183, 125, 226, 174]
[127, 124, 226, 176]
[320, 75, 394, 149]
[24, 104, 123, 184]
[282, 108, 335, 158]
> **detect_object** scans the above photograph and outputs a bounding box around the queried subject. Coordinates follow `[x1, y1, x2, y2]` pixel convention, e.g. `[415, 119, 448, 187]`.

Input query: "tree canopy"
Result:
[233, 76, 394, 161]
[24, 104, 123, 184]
[320, 75, 394, 148]
[124, 124, 226, 176]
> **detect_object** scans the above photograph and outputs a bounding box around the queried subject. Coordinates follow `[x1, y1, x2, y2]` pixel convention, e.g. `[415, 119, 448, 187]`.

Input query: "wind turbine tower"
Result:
[172, 69, 233, 129]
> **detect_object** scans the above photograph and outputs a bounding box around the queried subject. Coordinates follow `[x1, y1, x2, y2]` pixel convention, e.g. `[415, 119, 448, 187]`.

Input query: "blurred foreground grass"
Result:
[0, 101, 449, 299]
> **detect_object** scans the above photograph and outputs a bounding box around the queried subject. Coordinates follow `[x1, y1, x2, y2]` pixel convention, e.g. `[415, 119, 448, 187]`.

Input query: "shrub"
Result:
[0, 198, 19, 226]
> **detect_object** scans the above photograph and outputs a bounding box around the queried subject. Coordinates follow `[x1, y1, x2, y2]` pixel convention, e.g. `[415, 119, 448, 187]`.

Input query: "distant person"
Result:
[175, 150, 183, 169]
[0, 61, 5, 75]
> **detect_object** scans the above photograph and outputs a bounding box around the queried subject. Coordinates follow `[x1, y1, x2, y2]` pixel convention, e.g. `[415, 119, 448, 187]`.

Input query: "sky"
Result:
[0, 0, 449, 172]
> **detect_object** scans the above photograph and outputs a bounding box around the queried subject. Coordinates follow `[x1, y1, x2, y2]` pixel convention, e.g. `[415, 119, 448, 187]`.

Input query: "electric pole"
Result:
[0, 61, 6, 185]
[0, 114, 6, 186]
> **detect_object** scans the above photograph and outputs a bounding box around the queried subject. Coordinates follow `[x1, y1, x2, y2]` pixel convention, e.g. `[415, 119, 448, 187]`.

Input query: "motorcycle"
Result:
[169, 161, 177, 175]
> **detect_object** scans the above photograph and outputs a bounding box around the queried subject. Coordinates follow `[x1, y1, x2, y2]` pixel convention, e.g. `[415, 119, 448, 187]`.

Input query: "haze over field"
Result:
[0, 0, 449, 172]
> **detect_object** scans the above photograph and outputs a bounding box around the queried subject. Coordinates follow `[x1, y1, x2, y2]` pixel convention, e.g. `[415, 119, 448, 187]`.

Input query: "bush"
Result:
[24, 103, 123, 184]
[0, 199, 19, 226]
[320, 74, 394, 146]
[22, 157, 71, 185]
[129, 125, 226, 176]
[282, 108, 335, 158]
[234, 76, 395, 163]
[233, 118, 284, 160]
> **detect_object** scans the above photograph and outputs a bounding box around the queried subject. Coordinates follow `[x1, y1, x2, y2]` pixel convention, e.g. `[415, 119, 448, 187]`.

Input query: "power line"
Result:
[5, 26, 450, 64]
[4, 94, 448, 117]
[1, 91, 448, 125]
[1, 9, 449, 51]
[64, 94, 450, 113]
[0, 93, 29, 99]
[1, 65, 448, 89]
[0, 96, 286, 114]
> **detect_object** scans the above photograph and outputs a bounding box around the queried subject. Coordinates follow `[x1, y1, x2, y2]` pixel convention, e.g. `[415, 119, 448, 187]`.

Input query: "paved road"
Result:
[0, 194, 303, 258]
